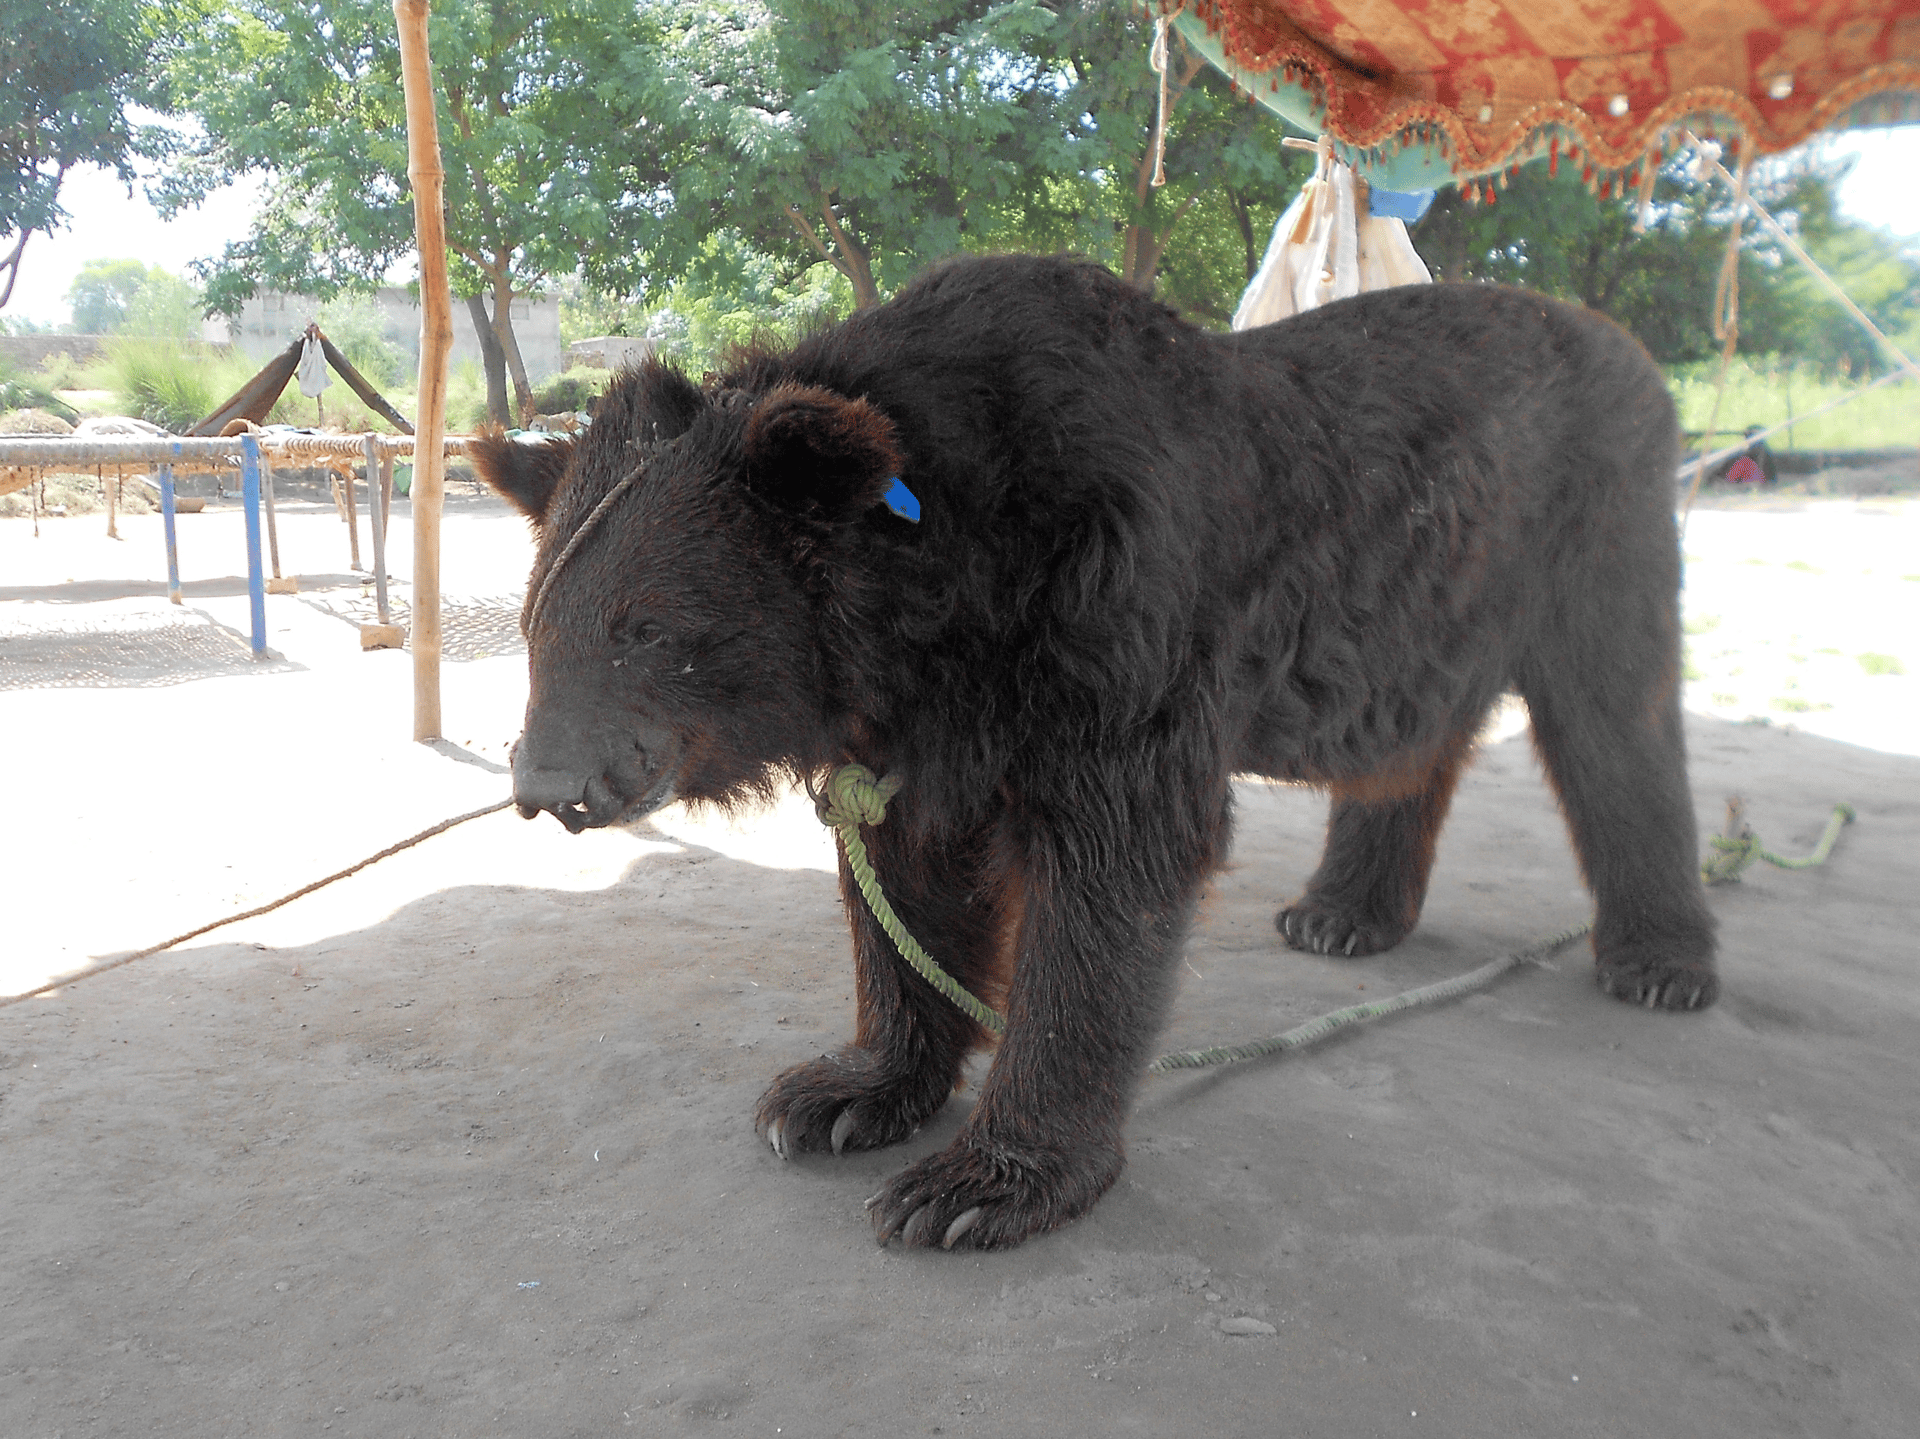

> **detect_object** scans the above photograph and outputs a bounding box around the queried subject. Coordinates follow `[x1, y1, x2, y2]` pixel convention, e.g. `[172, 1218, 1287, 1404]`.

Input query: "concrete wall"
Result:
[0, 335, 108, 369]
[566, 335, 655, 371]
[216, 287, 564, 381]
[0, 335, 235, 371]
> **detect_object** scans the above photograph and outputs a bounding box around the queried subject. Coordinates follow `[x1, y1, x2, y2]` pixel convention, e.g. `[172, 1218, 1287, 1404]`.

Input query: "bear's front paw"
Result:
[754, 1048, 949, 1160]
[1595, 944, 1718, 1011]
[866, 1135, 1124, 1251]
[1276, 901, 1407, 957]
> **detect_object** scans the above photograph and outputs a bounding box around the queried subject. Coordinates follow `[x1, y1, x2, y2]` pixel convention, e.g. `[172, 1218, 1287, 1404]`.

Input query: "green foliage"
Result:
[68, 258, 155, 333]
[556, 277, 646, 345]
[35, 348, 92, 391]
[104, 338, 221, 432]
[0, 353, 77, 420]
[161, 2, 657, 355]
[1755, 169, 1920, 374]
[316, 294, 405, 387]
[64, 258, 206, 337]
[608, 4, 1307, 322]
[1665, 357, 1918, 449]
[1, 0, 158, 307]
[123, 269, 206, 339]
[640, 247, 858, 372]
[531, 367, 612, 415]
[149, 3, 1915, 387]
[104, 338, 301, 433]
[1011, 5, 1311, 318]
[1410, 150, 1920, 370]
[444, 357, 493, 432]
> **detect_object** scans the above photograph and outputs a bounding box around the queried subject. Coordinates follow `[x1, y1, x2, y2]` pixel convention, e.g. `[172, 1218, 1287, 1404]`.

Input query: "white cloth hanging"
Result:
[296, 336, 333, 399]
[1232, 148, 1432, 330]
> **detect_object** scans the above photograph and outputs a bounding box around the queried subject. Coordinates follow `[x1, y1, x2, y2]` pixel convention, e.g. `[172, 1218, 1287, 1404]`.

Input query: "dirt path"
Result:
[3, 496, 1915, 1437]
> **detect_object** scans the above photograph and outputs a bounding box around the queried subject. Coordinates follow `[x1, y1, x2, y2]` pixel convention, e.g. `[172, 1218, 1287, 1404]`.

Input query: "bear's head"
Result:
[468, 360, 903, 832]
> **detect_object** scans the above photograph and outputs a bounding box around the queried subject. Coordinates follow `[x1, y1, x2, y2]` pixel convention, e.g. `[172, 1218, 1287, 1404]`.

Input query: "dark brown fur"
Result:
[471, 254, 1717, 1251]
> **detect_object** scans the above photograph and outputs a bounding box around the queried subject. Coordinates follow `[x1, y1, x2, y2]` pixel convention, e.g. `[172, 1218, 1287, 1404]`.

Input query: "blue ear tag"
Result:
[881, 476, 920, 523]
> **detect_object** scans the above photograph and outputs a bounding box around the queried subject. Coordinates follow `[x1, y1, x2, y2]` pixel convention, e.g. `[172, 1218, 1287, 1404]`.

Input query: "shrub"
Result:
[318, 296, 407, 387]
[532, 367, 612, 416]
[106, 339, 309, 433]
[0, 358, 77, 421]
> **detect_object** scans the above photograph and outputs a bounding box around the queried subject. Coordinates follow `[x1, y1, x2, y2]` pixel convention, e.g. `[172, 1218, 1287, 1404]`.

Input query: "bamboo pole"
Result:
[396, 0, 451, 742]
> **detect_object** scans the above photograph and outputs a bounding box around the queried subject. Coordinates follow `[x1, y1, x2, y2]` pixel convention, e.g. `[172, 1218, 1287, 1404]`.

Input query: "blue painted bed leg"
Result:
[240, 434, 267, 658]
[159, 462, 182, 606]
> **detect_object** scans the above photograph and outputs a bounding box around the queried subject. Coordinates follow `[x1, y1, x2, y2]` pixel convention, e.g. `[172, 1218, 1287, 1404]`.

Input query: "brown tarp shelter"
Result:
[189, 326, 415, 437]
[1172, 1, 1920, 188]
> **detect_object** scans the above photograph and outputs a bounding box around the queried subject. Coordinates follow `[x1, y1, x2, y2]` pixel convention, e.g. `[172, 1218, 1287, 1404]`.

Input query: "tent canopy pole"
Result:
[395, 0, 452, 744]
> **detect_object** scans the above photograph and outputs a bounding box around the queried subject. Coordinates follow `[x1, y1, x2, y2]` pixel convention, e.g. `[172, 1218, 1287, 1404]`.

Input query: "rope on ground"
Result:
[826, 765, 1858, 1076]
[1, 799, 513, 1009]
[1700, 797, 1855, 886]
[1148, 921, 1594, 1073]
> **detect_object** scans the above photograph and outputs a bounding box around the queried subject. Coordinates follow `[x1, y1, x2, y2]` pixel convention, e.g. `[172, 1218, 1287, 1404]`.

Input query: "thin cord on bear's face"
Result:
[525, 436, 678, 634]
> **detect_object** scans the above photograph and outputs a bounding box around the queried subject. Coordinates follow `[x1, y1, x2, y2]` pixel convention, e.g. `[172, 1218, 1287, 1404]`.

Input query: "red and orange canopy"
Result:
[1173, 1, 1920, 185]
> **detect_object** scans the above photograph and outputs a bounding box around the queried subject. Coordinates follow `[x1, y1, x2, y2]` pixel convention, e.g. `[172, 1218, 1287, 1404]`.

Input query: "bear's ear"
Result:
[468, 429, 576, 526]
[742, 384, 903, 521]
[632, 358, 705, 441]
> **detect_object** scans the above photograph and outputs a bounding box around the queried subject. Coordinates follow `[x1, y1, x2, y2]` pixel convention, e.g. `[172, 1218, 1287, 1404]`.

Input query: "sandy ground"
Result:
[2, 488, 1916, 1438]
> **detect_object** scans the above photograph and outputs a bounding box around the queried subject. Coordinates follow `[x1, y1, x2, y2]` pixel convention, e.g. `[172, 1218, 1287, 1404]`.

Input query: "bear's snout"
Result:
[511, 722, 676, 832]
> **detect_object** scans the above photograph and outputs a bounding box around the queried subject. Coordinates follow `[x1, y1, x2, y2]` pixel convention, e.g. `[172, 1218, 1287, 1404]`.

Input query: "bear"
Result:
[471, 253, 1717, 1252]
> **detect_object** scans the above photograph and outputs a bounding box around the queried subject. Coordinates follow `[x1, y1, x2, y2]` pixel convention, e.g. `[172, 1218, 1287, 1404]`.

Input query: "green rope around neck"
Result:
[818, 765, 1005, 1035]
[819, 765, 1854, 1072]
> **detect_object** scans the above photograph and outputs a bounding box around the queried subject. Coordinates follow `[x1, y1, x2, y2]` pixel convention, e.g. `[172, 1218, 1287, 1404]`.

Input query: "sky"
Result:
[7, 127, 1920, 331]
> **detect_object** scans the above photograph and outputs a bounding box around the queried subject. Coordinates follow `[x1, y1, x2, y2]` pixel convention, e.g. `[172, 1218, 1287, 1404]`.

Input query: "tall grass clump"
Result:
[1666, 357, 1919, 450]
[106, 339, 314, 433]
[0, 355, 77, 421]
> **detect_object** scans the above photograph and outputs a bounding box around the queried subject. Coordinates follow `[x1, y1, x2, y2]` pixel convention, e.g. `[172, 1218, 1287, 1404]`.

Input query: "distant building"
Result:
[214, 286, 565, 380]
[566, 335, 655, 371]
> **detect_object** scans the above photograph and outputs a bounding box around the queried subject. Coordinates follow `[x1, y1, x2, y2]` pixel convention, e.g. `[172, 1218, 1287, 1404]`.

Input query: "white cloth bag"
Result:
[296, 335, 333, 399]
[1232, 155, 1432, 330]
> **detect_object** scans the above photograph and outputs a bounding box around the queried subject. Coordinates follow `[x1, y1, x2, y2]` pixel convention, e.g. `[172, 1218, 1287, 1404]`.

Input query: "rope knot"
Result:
[1702, 832, 1760, 885]
[817, 763, 903, 830]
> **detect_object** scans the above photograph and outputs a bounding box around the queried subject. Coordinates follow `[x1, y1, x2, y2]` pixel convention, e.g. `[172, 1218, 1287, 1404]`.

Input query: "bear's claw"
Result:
[1594, 953, 1718, 1011]
[867, 1136, 1122, 1251]
[1275, 903, 1404, 959]
[942, 1207, 984, 1249]
[755, 1047, 950, 1159]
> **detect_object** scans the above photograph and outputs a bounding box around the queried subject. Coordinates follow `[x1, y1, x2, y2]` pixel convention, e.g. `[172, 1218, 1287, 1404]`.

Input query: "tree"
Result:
[124, 267, 207, 338]
[68, 257, 155, 333]
[159, 0, 657, 423]
[65, 257, 206, 338]
[596, 3, 1305, 328]
[1017, 6, 1309, 318]
[601, 1, 1076, 312]
[1751, 163, 1920, 373]
[0, 1, 154, 309]
[1408, 150, 1920, 370]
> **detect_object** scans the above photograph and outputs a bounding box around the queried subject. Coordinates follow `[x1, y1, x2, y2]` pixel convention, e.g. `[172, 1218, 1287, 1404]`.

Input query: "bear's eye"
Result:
[614, 619, 666, 651]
